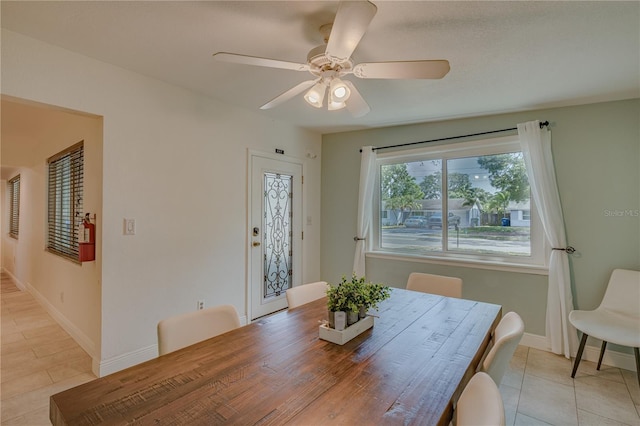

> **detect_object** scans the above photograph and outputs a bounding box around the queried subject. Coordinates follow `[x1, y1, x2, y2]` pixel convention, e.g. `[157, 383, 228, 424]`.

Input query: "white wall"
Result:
[1, 29, 322, 375]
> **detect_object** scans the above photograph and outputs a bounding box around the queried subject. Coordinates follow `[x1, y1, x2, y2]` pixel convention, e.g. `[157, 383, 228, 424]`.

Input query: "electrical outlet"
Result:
[60, 292, 64, 303]
[197, 300, 205, 310]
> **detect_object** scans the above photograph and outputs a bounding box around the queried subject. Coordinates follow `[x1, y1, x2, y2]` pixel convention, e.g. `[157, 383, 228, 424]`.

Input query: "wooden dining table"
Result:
[50, 289, 501, 426]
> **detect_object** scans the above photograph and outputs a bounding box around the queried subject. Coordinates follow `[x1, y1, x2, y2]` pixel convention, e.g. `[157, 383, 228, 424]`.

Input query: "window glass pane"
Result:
[263, 172, 293, 298]
[446, 153, 530, 256]
[380, 160, 442, 253]
[375, 139, 538, 266]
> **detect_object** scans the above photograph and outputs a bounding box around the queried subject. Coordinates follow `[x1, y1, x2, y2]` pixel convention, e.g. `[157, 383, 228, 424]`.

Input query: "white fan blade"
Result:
[213, 52, 309, 72]
[343, 80, 370, 117]
[326, 1, 377, 64]
[352, 60, 450, 79]
[260, 80, 317, 110]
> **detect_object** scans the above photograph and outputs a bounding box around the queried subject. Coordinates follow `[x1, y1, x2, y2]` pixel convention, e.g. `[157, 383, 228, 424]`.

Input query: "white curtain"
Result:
[353, 146, 377, 277]
[518, 120, 578, 358]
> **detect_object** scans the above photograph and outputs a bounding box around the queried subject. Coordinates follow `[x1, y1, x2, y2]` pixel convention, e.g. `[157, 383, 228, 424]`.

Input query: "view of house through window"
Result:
[47, 141, 84, 261]
[377, 137, 540, 264]
[8, 175, 20, 239]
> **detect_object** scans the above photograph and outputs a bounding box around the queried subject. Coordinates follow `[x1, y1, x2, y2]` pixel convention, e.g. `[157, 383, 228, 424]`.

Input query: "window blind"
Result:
[47, 141, 84, 261]
[8, 175, 20, 239]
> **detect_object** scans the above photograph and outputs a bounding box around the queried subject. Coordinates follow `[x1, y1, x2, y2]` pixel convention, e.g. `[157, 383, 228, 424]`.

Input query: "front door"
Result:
[249, 152, 302, 320]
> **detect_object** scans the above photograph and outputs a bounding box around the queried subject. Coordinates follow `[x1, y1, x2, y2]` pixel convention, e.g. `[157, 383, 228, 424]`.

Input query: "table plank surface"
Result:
[50, 289, 501, 426]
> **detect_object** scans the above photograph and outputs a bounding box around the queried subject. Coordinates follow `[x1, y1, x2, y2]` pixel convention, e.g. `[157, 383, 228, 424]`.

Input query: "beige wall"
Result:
[1, 29, 323, 375]
[321, 99, 639, 356]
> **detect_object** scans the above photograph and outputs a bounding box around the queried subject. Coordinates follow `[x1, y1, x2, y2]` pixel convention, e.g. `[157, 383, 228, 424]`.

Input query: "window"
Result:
[8, 175, 20, 239]
[47, 141, 84, 261]
[375, 136, 546, 269]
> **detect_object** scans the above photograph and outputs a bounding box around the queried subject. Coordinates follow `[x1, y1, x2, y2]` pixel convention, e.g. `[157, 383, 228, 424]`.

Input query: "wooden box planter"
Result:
[319, 315, 374, 345]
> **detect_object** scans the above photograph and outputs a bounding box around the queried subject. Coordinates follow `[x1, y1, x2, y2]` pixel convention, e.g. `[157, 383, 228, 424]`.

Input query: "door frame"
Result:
[246, 149, 304, 322]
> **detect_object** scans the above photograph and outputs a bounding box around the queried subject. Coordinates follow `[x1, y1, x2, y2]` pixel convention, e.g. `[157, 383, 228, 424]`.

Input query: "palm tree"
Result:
[486, 191, 511, 225]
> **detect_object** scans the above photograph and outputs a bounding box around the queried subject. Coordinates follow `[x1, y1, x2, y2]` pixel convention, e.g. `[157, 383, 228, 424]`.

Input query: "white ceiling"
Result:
[2, 1, 639, 134]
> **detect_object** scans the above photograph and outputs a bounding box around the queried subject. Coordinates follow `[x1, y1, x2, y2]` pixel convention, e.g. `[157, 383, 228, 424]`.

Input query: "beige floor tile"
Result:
[577, 409, 634, 426]
[513, 344, 529, 360]
[621, 369, 640, 406]
[525, 348, 575, 387]
[1, 348, 37, 368]
[32, 337, 80, 358]
[573, 359, 625, 384]
[47, 355, 93, 382]
[2, 405, 51, 426]
[514, 412, 552, 425]
[500, 383, 520, 426]
[574, 374, 639, 425]
[21, 323, 65, 339]
[1, 370, 53, 400]
[15, 317, 57, 331]
[518, 374, 578, 426]
[1, 331, 25, 344]
[0, 372, 95, 422]
[1, 347, 92, 383]
[498, 345, 527, 392]
[503, 358, 526, 389]
[1, 320, 20, 334]
[2, 338, 35, 355]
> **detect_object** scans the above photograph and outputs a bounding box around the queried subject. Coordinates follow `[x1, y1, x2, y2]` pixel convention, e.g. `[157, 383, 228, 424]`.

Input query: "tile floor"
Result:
[1, 271, 639, 425]
[1, 272, 95, 425]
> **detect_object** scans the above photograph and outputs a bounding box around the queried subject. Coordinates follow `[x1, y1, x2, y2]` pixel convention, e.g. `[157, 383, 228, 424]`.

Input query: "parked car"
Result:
[428, 212, 461, 229]
[404, 216, 428, 228]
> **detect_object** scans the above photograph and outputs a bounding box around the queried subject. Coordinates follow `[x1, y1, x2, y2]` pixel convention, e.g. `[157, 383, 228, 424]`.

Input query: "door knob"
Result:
[252, 241, 261, 247]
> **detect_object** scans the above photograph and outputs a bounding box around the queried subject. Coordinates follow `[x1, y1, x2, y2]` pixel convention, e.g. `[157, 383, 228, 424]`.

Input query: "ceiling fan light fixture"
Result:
[328, 100, 347, 111]
[329, 78, 351, 103]
[303, 82, 326, 108]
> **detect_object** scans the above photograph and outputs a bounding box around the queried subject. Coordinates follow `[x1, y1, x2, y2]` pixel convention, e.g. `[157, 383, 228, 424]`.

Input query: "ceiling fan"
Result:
[213, 0, 450, 117]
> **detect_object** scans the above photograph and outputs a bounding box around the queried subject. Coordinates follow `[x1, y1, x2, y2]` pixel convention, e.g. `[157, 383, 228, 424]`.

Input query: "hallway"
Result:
[1, 271, 95, 425]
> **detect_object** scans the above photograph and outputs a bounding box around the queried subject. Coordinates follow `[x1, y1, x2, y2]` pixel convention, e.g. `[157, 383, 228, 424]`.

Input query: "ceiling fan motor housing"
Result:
[307, 44, 353, 80]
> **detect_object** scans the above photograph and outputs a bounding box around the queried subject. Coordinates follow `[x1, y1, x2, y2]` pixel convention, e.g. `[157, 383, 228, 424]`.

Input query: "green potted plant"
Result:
[326, 274, 391, 329]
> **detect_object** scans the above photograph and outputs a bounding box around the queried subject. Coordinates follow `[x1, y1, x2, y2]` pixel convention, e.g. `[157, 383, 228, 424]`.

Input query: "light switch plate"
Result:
[124, 218, 136, 235]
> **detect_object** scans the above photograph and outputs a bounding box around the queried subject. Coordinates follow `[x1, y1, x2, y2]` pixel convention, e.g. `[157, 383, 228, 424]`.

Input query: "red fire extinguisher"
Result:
[79, 213, 95, 262]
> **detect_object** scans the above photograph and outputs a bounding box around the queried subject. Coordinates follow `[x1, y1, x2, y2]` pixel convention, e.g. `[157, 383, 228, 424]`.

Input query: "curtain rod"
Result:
[361, 121, 549, 152]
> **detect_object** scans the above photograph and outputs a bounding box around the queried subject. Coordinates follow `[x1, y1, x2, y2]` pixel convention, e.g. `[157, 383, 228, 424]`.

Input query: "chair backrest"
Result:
[157, 304, 240, 356]
[406, 272, 462, 298]
[286, 281, 328, 308]
[456, 372, 505, 426]
[599, 269, 640, 317]
[480, 311, 524, 385]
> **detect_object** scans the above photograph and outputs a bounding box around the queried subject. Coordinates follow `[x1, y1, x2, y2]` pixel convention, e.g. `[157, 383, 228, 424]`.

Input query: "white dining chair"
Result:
[479, 311, 525, 385]
[157, 304, 240, 356]
[456, 372, 505, 426]
[406, 272, 462, 298]
[569, 268, 640, 386]
[286, 281, 329, 308]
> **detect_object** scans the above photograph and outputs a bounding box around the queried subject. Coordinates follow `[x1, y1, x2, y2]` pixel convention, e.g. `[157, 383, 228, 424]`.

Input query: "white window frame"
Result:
[371, 135, 549, 275]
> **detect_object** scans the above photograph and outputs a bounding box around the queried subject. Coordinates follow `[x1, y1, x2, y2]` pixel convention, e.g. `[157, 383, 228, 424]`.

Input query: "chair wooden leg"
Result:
[596, 341, 607, 370]
[572, 332, 588, 378]
[634, 347, 640, 388]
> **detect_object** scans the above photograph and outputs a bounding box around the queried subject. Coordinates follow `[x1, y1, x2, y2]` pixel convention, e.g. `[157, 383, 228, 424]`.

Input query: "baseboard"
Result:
[24, 281, 98, 358]
[2, 268, 26, 291]
[98, 345, 158, 377]
[521, 332, 637, 372]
